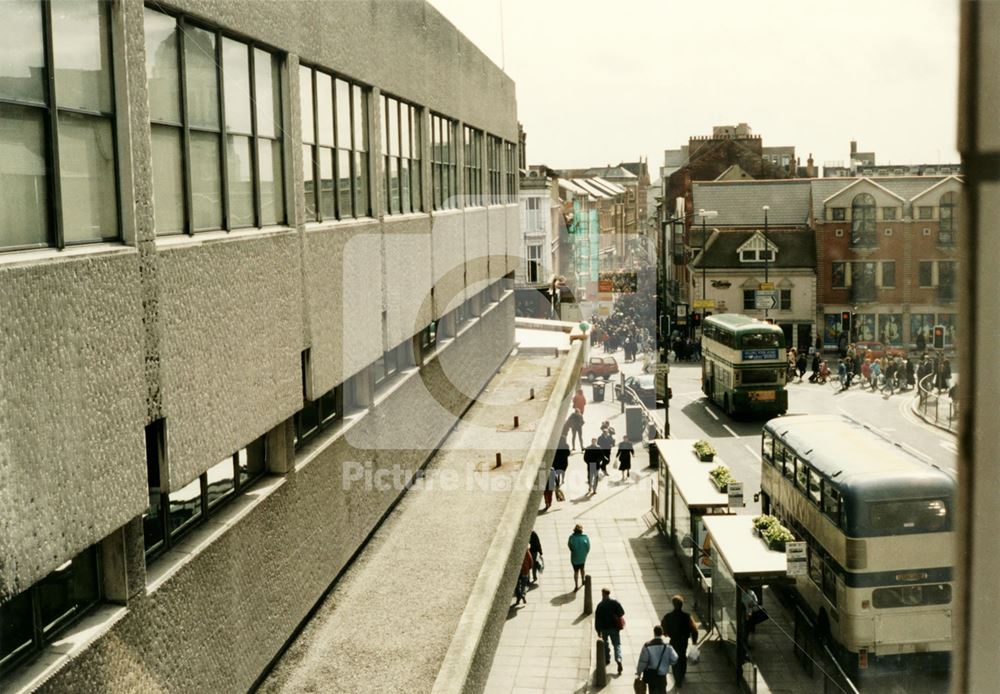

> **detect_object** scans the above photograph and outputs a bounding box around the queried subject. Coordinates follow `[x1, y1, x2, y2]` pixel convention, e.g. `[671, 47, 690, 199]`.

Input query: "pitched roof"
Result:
[582, 165, 637, 180]
[692, 179, 812, 226]
[692, 229, 816, 269]
[809, 175, 956, 219]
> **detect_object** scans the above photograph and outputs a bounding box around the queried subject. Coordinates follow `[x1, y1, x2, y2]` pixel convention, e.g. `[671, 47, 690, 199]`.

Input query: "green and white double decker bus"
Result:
[701, 314, 787, 416]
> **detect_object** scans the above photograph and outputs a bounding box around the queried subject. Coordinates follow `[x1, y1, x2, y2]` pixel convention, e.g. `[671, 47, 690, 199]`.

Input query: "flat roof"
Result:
[654, 439, 730, 508]
[704, 515, 788, 579]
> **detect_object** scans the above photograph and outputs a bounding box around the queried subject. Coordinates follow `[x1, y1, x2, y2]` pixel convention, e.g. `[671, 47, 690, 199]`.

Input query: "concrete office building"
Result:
[0, 1, 519, 691]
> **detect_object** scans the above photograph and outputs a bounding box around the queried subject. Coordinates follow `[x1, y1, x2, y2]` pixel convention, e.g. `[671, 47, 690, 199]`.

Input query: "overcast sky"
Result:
[429, 0, 960, 176]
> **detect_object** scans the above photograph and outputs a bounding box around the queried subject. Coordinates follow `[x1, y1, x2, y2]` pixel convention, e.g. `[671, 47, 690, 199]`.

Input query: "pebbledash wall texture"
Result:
[0, 0, 520, 691]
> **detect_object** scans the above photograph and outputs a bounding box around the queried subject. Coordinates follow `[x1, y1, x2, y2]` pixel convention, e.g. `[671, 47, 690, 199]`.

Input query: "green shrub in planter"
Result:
[763, 523, 795, 551]
[708, 465, 733, 492]
[693, 440, 717, 461]
[752, 514, 778, 533]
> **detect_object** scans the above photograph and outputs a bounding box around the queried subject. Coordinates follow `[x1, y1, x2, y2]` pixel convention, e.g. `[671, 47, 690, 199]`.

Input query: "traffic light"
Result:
[692, 312, 701, 328]
[841, 311, 851, 335]
[933, 325, 945, 350]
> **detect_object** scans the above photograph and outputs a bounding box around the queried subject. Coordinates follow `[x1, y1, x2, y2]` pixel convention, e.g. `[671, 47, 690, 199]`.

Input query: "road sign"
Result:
[727, 481, 744, 508]
[758, 282, 775, 290]
[693, 299, 716, 309]
[785, 541, 807, 576]
[754, 290, 777, 310]
[653, 364, 670, 375]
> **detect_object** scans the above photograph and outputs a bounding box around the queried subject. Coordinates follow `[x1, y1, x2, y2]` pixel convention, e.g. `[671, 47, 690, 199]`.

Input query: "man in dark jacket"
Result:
[552, 436, 570, 491]
[660, 595, 699, 688]
[529, 531, 543, 584]
[597, 423, 615, 476]
[584, 438, 603, 495]
[595, 588, 626, 674]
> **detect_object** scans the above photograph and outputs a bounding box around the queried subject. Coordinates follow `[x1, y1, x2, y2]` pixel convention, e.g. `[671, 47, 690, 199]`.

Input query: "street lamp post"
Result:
[762, 204, 770, 318]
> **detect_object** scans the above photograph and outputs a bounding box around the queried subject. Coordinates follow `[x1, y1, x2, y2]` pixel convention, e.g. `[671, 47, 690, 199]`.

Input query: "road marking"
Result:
[901, 443, 934, 464]
[940, 440, 957, 453]
[744, 443, 762, 461]
[723, 425, 739, 438]
[704, 406, 719, 421]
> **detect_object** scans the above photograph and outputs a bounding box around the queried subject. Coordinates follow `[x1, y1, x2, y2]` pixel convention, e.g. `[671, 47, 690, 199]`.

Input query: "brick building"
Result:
[810, 175, 962, 350]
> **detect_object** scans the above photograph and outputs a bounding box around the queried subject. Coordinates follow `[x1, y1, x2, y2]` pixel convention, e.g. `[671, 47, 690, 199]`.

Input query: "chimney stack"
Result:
[807, 153, 815, 178]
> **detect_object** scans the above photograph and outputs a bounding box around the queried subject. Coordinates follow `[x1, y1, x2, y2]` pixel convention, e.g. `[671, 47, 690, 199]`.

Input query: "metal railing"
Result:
[915, 372, 958, 432]
[792, 605, 861, 694]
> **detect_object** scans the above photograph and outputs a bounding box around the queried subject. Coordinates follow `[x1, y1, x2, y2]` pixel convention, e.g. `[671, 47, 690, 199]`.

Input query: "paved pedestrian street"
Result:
[484, 391, 742, 694]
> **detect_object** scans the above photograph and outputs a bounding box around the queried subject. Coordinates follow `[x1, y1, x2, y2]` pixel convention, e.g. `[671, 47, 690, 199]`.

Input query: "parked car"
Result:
[580, 355, 619, 381]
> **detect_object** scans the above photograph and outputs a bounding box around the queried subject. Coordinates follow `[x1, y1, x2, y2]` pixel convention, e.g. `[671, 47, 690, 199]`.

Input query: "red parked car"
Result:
[580, 356, 619, 381]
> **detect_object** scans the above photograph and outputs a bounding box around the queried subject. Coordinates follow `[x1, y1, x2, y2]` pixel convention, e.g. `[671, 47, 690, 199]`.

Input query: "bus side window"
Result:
[808, 546, 823, 586]
[808, 470, 822, 504]
[822, 484, 841, 523]
[762, 432, 774, 464]
[795, 458, 809, 493]
[822, 563, 838, 603]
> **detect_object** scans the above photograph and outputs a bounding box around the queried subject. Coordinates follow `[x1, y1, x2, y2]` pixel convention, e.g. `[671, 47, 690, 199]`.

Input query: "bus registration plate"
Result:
[749, 391, 775, 401]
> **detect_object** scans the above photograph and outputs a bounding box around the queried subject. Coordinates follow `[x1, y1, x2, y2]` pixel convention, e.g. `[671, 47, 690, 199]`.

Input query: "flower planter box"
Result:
[698, 452, 715, 462]
[711, 478, 729, 493]
[767, 538, 787, 552]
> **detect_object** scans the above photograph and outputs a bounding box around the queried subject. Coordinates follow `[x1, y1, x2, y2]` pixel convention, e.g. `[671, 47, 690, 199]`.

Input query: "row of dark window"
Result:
[831, 260, 955, 295]
[1, 2, 518, 252]
[0, 277, 508, 679]
[828, 193, 957, 247]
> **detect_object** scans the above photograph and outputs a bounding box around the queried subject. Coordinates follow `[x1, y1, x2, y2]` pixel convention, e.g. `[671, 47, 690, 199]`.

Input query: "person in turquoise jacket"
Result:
[567, 524, 591, 591]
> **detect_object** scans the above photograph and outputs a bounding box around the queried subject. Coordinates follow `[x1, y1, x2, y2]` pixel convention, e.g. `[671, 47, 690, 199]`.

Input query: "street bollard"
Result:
[546, 366, 551, 376]
[594, 640, 607, 687]
[495, 452, 502, 468]
[529, 388, 535, 400]
[513, 416, 519, 428]
[583, 574, 593, 615]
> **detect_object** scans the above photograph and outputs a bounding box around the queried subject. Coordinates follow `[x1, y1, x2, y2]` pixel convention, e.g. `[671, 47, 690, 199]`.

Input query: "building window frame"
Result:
[299, 63, 370, 223]
[918, 205, 934, 220]
[882, 206, 898, 220]
[503, 140, 517, 203]
[939, 192, 956, 245]
[1, 0, 121, 252]
[487, 135, 502, 204]
[881, 261, 896, 288]
[146, 7, 286, 235]
[143, 434, 267, 561]
[380, 94, 421, 215]
[431, 113, 457, 210]
[830, 207, 846, 221]
[850, 193, 877, 247]
[742, 289, 755, 310]
[779, 289, 792, 310]
[462, 124, 484, 207]
[0, 545, 102, 677]
[831, 261, 847, 288]
[918, 260, 934, 288]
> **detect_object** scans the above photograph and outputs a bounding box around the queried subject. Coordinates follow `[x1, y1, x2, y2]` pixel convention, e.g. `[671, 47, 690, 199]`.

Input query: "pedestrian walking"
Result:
[597, 422, 615, 476]
[573, 387, 587, 415]
[936, 358, 952, 393]
[552, 435, 570, 493]
[566, 409, 584, 451]
[634, 626, 678, 694]
[584, 438, 603, 495]
[567, 524, 590, 591]
[796, 351, 807, 382]
[514, 547, 532, 605]
[660, 595, 699, 688]
[595, 588, 626, 674]
[529, 531, 543, 584]
[809, 352, 821, 382]
[616, 435, 634, 481]
[542, 466, 557, 511]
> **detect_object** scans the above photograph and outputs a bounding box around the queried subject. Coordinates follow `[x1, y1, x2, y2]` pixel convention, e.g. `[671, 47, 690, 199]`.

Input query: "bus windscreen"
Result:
[870, 499, 949, 532]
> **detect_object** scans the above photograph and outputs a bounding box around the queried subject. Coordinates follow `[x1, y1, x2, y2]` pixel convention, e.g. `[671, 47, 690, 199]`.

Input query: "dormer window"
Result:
[737, 231, 777, 264]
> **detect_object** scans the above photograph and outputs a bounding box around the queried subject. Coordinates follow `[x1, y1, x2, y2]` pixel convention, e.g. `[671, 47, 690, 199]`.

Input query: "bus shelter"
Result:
[652, 439, 733, 611]
[702, 515, 789, 693]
